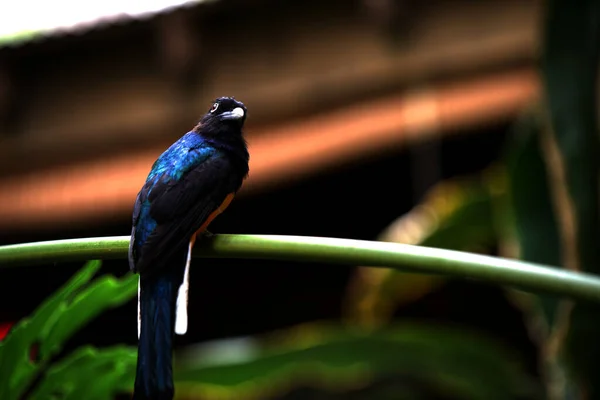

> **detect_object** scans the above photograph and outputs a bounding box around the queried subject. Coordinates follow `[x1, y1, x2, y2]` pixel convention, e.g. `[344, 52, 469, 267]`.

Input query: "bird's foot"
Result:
[200, 230, 215, 239]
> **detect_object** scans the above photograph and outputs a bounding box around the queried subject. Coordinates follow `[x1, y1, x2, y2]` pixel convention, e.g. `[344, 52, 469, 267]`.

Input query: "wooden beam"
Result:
[0, 68, 538, 230]
[0, 0, 538, 177]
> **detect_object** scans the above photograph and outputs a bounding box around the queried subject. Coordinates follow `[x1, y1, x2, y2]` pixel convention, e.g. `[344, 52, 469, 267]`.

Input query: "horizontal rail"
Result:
[0, 234, 599, 303]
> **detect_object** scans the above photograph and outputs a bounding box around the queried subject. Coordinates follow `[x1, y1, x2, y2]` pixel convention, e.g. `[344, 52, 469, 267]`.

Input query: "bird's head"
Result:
[197, 96, 247, 133]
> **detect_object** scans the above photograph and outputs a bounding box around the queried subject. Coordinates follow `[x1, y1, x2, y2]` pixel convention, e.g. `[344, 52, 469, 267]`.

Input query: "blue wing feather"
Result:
[129, 133, 219, 273]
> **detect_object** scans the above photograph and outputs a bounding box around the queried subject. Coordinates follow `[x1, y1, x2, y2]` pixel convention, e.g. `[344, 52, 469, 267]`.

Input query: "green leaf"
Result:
[173, 322, 541, 400]
[405, 173, 503, 251]
[542, 0, 600, 275]
[505, 111, 562, 327]
[28, 346, 137, 400]
[41, 272, 137, 360]
[541, 0, 600, 397]
[0, 261, 137, 400]
[345, 171, 505, 326]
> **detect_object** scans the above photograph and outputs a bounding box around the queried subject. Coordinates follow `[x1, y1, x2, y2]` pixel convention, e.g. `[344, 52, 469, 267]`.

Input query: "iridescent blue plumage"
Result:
[132, 135, 216, 257]
[129, 97, 249, 400]
[147, 134, 216, 182]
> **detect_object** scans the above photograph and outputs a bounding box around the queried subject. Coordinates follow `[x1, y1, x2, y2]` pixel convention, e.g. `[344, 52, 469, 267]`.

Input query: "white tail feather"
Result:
[175, 242, 192, 335]
[137, 276, 141, 339]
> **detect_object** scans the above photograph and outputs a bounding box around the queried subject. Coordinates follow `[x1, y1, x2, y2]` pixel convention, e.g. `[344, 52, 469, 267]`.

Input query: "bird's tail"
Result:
[133, 273, 180, 400]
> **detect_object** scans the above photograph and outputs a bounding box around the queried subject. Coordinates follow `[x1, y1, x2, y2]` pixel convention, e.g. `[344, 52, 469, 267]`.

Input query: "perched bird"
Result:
[128, 97, 250, 400]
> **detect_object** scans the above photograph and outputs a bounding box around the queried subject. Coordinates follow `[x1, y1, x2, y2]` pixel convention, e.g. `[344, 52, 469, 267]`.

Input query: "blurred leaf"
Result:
[28, 345, 136, 400]
[542, 0, 600, 275]
[345, 171, 506, 327]
[173, 322, 541, 400]
[502, 110, 566, 400]
[504, 111, 562, 328]
[541, 0, 600, 397]
[0, 260, 138, 400]
[272, 374, 471, 400]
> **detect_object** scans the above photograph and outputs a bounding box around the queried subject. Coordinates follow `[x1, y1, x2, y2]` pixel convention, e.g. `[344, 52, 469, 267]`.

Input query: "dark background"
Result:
[0, 0, 544, 396]
[0, 120, 537, 377]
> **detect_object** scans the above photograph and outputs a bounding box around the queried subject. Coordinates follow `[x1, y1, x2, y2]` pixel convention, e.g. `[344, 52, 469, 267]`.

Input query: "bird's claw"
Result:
[200, 230, 215, 239]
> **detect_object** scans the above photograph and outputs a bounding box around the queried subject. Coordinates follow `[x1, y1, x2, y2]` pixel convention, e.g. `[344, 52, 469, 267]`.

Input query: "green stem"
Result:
[1, 234, 600, 302]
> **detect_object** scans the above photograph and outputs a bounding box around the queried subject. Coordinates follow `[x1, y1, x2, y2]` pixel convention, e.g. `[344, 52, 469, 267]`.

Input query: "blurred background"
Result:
[1, 0, 599, 399]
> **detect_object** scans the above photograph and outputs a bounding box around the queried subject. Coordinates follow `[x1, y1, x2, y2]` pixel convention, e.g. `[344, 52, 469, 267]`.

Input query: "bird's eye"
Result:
[210, 103, 219, 113]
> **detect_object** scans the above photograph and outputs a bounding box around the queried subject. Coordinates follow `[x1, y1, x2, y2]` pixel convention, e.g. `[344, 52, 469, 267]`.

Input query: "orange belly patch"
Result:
[191, 192, 235, 245]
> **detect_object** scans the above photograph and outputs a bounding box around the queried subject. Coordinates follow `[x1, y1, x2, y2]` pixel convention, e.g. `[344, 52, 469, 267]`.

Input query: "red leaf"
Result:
[0, 322, 13, 341]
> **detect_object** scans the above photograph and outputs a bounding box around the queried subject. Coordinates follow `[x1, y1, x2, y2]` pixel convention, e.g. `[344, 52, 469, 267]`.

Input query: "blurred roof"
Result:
[0, 0, 209, 48]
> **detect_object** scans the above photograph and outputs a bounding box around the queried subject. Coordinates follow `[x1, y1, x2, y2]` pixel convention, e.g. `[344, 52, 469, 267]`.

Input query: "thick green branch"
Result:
[1, 234, 600, 303]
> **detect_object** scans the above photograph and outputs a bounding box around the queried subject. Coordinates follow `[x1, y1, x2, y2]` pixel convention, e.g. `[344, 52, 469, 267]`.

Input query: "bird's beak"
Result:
[219, 107, 245, 121]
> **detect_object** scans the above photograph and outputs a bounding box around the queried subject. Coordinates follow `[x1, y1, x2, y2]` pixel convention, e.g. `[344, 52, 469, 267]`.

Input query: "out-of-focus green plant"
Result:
[0, 241, 554, 400]
[343, 110, 564, 396]
[172, 322, 541, 400]
[344, 164, 508, 328]
[540, 1, 600, 399]
[343, 106, 600, 400]
[346, 1, 600, 399]
[28, 346, 136, 400]
[343, 109, 559, 323]
[0, 260, 138, 400]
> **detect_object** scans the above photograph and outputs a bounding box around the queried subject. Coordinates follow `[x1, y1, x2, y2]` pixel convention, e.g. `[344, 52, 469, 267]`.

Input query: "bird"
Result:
[128, 97, 250, 400]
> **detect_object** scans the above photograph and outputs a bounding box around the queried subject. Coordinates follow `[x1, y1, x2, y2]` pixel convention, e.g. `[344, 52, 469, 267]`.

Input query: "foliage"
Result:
[344, 164, 508, 328]
[0, 256, 545, 400]
[28, 346, 136, 400]
[346, 1, 600, 398]
[541, 1, 600, 398]
[172, 322, 540, 400]
[0, 260, 138, 400]
[1, 1, 600, 398]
